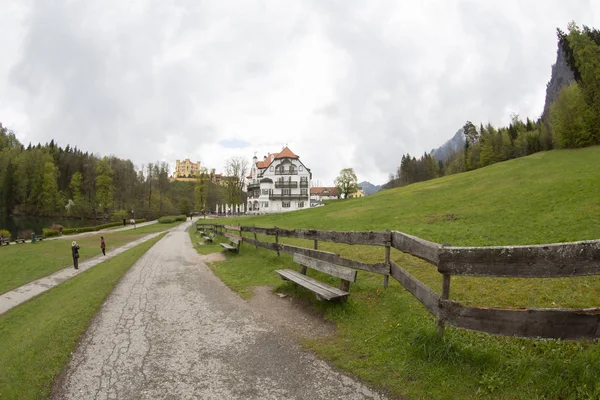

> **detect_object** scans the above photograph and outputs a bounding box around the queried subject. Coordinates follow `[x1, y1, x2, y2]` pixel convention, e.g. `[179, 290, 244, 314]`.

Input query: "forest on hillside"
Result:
[388, 22, 600, 188]
[0, 129, 245, 220]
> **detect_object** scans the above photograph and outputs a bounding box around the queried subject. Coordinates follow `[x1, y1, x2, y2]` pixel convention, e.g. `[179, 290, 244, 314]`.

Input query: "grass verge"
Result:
[203, 147, 600, 399]
[0, 232, 165, 400]
[0, 221, 181, 295]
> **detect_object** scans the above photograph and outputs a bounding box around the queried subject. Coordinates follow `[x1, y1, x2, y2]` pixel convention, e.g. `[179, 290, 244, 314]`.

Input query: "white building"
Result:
[246, 147, 312, 214]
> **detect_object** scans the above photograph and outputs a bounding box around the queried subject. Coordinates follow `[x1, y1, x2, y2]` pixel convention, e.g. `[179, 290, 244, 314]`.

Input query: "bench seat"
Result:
[203, 235, 213, 242]
[16, 238, 26, 244]
[220, 243, 237, 251]
[275, 269, 349, 301]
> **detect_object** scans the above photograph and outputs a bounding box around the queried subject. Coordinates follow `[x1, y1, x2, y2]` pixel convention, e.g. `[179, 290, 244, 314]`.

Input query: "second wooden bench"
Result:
[220, 233, 241, 253]
[275, 254, 357, 301]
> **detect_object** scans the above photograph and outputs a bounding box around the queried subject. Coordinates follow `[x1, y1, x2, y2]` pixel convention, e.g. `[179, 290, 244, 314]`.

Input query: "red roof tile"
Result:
[274, 146, 298, 159]
[310, 187, 338, 196]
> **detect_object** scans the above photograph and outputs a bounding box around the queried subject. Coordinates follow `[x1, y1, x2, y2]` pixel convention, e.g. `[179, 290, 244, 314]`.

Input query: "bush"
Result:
[0, 229, 11, 240]
[50, 224, 63, 231]
[43, 228, 59, 238]
[158, 215, 186, 224]
[18, 229, 34, 239]
[158, 216, 176, 224]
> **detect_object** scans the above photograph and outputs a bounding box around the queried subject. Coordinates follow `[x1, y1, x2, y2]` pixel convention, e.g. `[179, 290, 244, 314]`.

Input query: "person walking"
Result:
[100, 236, 106, 256]
[72, 241, 80, 270]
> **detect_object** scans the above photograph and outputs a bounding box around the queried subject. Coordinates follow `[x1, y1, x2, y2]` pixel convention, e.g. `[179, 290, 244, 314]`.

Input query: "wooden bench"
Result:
[35, 235, 45, 241]
[275, 254, 357, 301]
[15, 237, 27, 244]
[203, 233, 214, 243]
[220, 233, 241, 252]
[0, 238, 9, 246]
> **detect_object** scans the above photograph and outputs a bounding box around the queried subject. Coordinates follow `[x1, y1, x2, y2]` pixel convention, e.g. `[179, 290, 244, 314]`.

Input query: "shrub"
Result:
[18, 229, 34, 239]
[50, 224, 63, 232]
[43, 228, 59, 238]
[158, 216, 176, 224]
[0, 229, 10, 240]
[94, 222, 122, 231]
[158, 215, 186, 224]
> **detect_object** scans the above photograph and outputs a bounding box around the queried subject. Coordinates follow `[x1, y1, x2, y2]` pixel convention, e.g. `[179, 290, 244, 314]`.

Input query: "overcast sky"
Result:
[1, 1, 599, 185]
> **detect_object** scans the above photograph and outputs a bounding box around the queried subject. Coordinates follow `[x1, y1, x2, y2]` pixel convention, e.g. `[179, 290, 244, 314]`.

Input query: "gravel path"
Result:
[54, 221, 386, 400]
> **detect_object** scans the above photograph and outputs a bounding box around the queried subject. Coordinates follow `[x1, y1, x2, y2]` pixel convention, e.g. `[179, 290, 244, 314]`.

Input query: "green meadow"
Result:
[0, 221, 181, 295]
[199, 146, 600, 399]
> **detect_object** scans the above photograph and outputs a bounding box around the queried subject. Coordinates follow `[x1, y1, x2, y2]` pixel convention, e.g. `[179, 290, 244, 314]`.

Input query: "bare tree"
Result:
[224, 157, 249, 205]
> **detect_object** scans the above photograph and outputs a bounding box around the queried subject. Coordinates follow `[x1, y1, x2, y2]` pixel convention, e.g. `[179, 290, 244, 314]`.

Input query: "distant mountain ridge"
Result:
[358, 181, 382, 195]
[430, 128, 465, 162]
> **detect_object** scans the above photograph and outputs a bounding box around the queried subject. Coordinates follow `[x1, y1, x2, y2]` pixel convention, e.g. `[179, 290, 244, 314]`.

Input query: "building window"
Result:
[262, 202, 269, 208]
[298, 201, 304, 208]
[270, 166, 273, 171]
[301, 189, 307, 195]
[262, 189, 269, 195]
[299, 165, 303, 171]
[282, 201, 291, 208]
[282, 188, 291, 195]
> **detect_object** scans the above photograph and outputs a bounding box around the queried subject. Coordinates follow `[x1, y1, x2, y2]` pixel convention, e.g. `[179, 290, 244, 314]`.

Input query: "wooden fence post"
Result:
[314, 239, 318, 250]
[275, 226, 280, 256]
[253, 225, 258, 249]
[437, 273, 451, 337]
[384, 229, 391, 289]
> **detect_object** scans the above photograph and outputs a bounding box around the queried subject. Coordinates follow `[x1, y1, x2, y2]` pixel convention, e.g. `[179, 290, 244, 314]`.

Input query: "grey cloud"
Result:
[4, 1, 599, 185]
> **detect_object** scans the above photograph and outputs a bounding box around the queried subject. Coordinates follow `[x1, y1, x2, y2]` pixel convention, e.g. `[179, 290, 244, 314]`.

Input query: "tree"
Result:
[40, 161, 61, 215]
[335, 168, 358, 199]
[194, 167, 210, 212]
[224, 157, 249, 205]
[96, 157, 114, 219]
[68, 171, 86, 217]
[550, 83, 593, 148]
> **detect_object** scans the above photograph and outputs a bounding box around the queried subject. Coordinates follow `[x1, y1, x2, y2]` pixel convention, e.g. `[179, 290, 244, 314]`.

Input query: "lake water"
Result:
[0, 216, 100, 239]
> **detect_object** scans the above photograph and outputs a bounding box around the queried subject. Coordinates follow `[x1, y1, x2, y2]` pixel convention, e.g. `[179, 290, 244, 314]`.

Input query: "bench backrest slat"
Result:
[293, 254, 357, 282]
[224, 233, 241, 244]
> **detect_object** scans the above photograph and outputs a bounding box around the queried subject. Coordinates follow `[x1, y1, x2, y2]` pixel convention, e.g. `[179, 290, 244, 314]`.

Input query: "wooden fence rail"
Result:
[196, 223, 600, 341]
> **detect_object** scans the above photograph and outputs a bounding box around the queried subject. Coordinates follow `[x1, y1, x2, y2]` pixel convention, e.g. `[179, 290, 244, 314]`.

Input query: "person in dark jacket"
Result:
[100, 236, 106, 256]
[72, 241, 80, 270]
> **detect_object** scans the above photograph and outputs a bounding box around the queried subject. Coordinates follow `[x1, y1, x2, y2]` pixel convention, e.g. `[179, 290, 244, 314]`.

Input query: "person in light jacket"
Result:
[72, 241, 80, 270]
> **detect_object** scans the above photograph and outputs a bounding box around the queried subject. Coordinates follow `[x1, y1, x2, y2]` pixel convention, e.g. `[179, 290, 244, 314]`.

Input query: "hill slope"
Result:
[232, 146, 600, 246]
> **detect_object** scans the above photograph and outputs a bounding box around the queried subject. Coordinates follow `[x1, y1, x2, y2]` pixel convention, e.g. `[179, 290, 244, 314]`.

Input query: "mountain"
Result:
[430, 128, 465, 162]
[542, 42, 575, 121]
[358, 181, 382, 195]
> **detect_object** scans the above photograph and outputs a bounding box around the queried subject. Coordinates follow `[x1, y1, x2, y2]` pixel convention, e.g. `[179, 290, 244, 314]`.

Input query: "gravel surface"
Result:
[53, 221, 386, 400]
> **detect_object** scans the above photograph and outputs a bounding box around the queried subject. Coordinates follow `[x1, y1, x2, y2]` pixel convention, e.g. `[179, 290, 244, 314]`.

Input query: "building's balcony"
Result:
[247, 182, 260, 190]
[274, 170, 298, 175]
[269, 194, 309, 200]
[299, 181, 309, 188]
[275, 181, 298, 188]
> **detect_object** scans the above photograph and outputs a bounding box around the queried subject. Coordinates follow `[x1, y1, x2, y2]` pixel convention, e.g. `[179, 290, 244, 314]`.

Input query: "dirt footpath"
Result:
[53, 221, 386, 400]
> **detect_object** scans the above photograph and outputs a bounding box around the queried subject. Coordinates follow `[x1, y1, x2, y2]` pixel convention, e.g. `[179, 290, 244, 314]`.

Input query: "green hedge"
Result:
[59, 219, 148, 235]
[158, 215, 187, 224]
[42, 228, 59, 238]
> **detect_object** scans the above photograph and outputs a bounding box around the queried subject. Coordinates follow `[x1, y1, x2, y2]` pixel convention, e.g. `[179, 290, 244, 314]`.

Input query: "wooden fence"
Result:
[196, 222, 600, 341]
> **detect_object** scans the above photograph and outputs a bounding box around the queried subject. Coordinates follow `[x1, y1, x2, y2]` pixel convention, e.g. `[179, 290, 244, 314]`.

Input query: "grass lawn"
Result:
[202, 147, 600, 399]
[0, 221, 182, 295]
[0, 233, 165, 400]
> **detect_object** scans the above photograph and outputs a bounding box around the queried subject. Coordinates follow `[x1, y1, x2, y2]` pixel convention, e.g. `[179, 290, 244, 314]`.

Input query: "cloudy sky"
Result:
[1, 1, 599, 185]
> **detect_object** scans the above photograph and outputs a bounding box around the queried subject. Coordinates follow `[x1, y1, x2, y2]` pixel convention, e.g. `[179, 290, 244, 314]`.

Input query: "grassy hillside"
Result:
[204, 147, 600, 399]
[229, 146, 600, 246]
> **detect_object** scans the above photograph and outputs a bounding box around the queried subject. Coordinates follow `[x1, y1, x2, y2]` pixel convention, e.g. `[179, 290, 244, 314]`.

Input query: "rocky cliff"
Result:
[542, 43, 575, 120]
